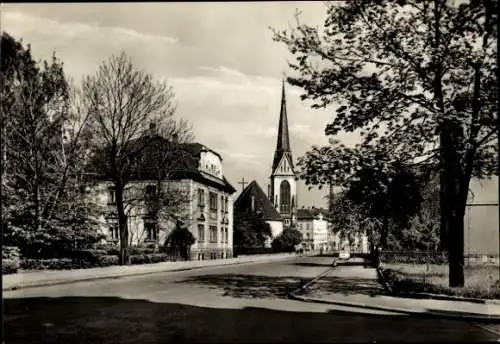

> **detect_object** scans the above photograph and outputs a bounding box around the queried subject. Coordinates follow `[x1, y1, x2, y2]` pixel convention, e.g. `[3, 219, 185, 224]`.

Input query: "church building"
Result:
[268, 80, 298, 229]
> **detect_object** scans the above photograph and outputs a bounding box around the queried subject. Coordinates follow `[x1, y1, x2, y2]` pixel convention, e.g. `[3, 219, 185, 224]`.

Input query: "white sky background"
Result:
[2, 2, 361, 207]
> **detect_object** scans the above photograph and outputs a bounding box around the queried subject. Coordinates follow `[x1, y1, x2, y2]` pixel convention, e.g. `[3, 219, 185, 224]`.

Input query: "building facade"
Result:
[268, 81, 298, 228]
[296, 207, 330, 253]
[87, 129, 236, 260]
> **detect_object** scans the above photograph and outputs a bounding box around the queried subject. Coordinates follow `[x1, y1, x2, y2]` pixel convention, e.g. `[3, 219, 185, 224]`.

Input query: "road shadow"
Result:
[177, 274, 302, 299]
[3, 296, 495, 344]
[306, 275, 387, 297]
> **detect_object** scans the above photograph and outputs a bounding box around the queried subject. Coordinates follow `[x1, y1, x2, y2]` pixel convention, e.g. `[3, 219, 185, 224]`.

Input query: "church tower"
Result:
[269, 80, 298, 228]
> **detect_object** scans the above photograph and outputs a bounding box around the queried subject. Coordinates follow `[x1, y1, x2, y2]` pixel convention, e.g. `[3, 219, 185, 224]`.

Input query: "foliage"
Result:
[380, 250, 447, 265]
[2, 259, 20, 275]
[19, 253, 176, 271]
[1, 32, 104, 259]
[272, 228, 302, 253]
[83, 52, 187, 265]
[233, 211, 273, 250]
[164, 221, 195, 260]
[272, 0, 497, 287]
[330, 164, 425, 250]
[2, 246, 20, 260]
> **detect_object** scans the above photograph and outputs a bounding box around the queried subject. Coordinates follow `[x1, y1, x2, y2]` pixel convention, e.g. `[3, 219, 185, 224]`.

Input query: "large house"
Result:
[86, 124, 236, 260]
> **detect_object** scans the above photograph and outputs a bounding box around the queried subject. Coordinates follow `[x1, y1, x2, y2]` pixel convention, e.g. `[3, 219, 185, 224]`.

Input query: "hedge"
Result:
[2, 259, 20, 275]
[380, 250, 448, 265]
[2, 246, 21, 275]
[19, 253, 175, 271]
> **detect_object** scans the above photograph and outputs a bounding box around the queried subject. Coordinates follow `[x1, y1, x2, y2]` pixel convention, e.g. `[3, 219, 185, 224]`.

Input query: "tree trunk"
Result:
[115, 182, 129, 265]
[447, 176, 468, 287]
[440, 120, 468, 287]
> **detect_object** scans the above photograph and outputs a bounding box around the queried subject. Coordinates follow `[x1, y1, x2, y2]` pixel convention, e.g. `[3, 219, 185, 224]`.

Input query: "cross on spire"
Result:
[238, 177, 248, 192]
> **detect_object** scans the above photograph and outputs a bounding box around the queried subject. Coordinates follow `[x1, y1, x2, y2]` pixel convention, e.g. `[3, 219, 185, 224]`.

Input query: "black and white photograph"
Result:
[1, 1, 499, 343]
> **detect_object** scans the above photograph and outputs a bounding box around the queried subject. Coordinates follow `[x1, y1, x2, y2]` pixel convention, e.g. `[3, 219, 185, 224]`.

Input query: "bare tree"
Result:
[83, 52, 180, 265]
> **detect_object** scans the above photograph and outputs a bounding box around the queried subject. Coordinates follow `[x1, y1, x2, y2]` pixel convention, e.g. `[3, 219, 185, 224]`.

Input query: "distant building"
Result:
[464, 176, 499, 256]
[234, 180, 284, 247]
[86, 124, 236, 260]
[296, 207, 330, 252]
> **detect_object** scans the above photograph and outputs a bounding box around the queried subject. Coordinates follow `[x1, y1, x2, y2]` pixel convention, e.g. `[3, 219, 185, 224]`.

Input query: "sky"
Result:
[1, 2, 353, 208]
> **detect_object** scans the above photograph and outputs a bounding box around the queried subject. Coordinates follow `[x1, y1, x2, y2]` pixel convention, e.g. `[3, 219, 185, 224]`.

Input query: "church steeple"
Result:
[269, 79, 298, 229]
[272, 79, 293, 172]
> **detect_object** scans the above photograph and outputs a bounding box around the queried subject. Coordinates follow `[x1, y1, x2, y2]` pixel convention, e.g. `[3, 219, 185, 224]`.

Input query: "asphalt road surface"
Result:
[4, 256, 499, 343]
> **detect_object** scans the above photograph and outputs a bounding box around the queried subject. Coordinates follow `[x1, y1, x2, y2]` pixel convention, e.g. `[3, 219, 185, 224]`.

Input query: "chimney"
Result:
[149, 122, 157, 136]
[267, 184, 271, 199]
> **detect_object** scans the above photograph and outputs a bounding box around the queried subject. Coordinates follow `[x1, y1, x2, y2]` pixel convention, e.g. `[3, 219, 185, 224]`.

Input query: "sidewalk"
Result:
[3, 253, 298, 291]
[290, 264, 500, 322]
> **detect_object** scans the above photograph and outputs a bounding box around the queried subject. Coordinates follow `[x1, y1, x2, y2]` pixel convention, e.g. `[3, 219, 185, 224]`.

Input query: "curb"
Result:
[288, 292, 500, 323]
[3, 255, 297, 292]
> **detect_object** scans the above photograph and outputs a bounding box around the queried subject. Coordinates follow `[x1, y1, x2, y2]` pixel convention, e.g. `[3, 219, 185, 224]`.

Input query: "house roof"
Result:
[234, 180, 282, 221]
[85, 134, 236, 194]
[297, 207, 330, 220]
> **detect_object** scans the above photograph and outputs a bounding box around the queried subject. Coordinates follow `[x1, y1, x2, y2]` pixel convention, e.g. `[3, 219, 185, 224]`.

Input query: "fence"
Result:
[380, 250, 500, 266]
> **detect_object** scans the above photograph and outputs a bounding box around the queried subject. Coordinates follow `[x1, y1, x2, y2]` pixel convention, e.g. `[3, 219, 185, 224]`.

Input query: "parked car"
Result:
[339, 250, 350, 260]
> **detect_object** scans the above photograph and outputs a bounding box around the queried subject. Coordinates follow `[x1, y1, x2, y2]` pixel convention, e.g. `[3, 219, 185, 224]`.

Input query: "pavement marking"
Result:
[473, 323, 500, 337]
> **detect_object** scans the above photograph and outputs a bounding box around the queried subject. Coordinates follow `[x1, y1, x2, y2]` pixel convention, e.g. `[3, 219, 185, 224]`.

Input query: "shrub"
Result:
[2, 246, 21, 274]
[2, 259, 20, 275]
[21, 258, 74, 270]
[2, 246, 21, 260]
[129, 253, 173, 265]
[97, 255, 119, 267]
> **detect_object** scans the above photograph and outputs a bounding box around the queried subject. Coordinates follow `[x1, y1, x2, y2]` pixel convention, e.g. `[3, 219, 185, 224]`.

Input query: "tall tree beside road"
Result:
[1, 32, 103, 258]
[272, 0, 497, 287]
[83, 52, 180, 265]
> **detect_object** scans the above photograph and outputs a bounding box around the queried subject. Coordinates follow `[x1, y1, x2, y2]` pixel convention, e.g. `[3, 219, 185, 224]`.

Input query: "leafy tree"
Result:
[272, 228, 302, 253]
[344, 163, 423, 248]
[164, 221, 195, 260]
[83, 52, 178, 265]
[1, 32, 102, 258]
[233, 211, 273, 252]
[272, 0, 497, 287]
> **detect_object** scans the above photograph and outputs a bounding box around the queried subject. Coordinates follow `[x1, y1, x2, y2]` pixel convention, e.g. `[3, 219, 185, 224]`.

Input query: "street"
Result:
[4, 256, 499, 343]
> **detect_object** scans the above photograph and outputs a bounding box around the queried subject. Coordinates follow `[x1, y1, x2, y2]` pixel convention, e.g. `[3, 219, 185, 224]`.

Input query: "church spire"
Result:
[272, 79, 293, 172]
[276, 78, 291, 153]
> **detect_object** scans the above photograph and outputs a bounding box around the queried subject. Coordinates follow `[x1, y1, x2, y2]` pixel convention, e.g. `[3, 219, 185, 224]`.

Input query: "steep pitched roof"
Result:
[297, 207, 330, 220]
[234, 180, 282, 221]
[85, 134, 236, 194]
[271, 80, 295, 173]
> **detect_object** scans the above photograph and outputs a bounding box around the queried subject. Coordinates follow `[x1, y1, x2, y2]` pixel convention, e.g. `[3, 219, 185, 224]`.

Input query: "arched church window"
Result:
[280, 180, 291, 214]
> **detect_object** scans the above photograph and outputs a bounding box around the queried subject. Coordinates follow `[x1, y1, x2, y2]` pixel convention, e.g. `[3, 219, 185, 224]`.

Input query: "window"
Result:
[279, 180, 291, 213]
[284, 219, 290, 227]
[109, 223, 119, 241]
[225, 227, 229, 243]
[198, 224, 205, 242]
[198, 189, 205, 209]
[224, 196, 228, 214]
[144, 221, 157, 241]
[108, 187, 116, 204]
[220, 195, 224, 214]
[209, 192, 218, 212]
[209, 225, 218, 243]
